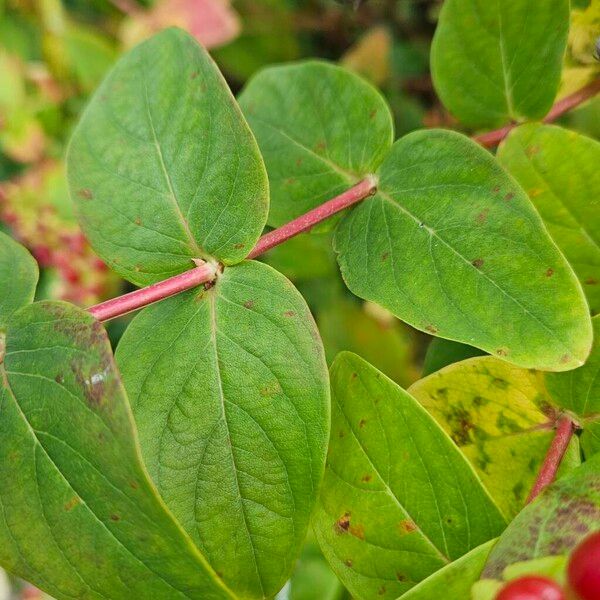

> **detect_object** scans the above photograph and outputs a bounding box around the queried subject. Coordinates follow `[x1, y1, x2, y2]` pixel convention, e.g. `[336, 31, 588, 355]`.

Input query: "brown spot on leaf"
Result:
[296, 158, 303, 166]
[425, 324, 438, 334]
[284, 310, 296, 317]
[338, 429, 345, 438]
[369, 109, 378, 119]
[472, 258, 484, 268]
[234, 243, 245, 249]
[335, 512, 351, 533]
[64, 497, 80, 511]
[285, 178, 296, 185]
[55, 374, 64, 384]
[134, 217, 142, 226]
[378, 586, 386, 595]
[496, 348, 508, 357]
[398, 519, 417, 534]
[243, 300, 254, 309]
[585, 278, 598, 285]
[546, 268, 554, 277]
[396, 573, 407, 582]
[349, 523, 365, 540]
[110, 514, 120, 521]
[560, 354, 571, 364]
[526, 145, 540, 157]
[315, 141, 326, 151]
[191, 71, 199, 79]
[77, 188, 93, 200]
[359, 419, 367, 428]
[492, 185, 500, 194]
[344, 559, 353, 568]
[129, 480, 139, 490]
[361, 474, 372, 483]
[476, 209, 489, 224]
[529, 188, 543, 198]
[504, 192, 515, 201]
[351, 372, 358, 379]
[381, 252, 389, 261]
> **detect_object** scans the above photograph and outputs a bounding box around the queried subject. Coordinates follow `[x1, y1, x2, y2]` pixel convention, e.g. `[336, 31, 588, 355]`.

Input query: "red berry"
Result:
[495, 576, 564, 600]
[567, 531, 600, 600]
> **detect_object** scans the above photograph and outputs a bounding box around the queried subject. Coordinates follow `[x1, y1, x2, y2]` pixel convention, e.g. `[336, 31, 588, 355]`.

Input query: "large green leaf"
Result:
[498, 124, 600, 314]
[482, 456, 600, 578]
[431, 0, 569, 128]
[400, 540, 495, 600]
[238, 61, 393, 229]
[67, 28, 268, 286]
[0, 232, 38, 330]
[334, 129, 592, 371]
[0, 301, 233, 600]
[313, 352, 506, 600]
[546, 315, 600, 418]
[409, 356, 580, 519]
[116, 261, 329, 599]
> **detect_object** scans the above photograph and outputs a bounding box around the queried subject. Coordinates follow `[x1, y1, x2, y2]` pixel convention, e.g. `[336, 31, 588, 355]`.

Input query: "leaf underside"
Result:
[116, 261, 330, 599]
[0, 301, 233, 600]
[313, 352, 505, 600]
[67, 27, 269, 286]
[334, 129, 592, 371]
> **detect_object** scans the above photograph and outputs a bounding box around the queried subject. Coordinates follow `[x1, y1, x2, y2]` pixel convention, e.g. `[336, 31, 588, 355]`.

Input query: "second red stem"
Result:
[526, 415, 575, 503]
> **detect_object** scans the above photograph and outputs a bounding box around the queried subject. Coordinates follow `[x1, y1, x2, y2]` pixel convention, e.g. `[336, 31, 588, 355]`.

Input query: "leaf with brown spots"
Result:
[482, 456, 600, 578]
[116, 260, 330, 599]
[498, 124, 600, 313]
[409, 356, 580, 519]
[68, 28, 268, 286]
[0, 301, 234, 600]
[313, 352, 505, 600]
[335, 129, 592, 371]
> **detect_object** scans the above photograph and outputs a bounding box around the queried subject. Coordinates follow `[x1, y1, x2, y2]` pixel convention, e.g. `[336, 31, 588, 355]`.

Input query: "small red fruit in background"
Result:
[568, 531, 600, 600]
[495, 576, 564, 600]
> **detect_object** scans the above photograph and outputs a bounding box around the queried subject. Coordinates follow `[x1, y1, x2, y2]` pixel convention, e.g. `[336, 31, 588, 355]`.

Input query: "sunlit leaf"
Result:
[335, 129, 592, 371]
[498, 123, 600, 314]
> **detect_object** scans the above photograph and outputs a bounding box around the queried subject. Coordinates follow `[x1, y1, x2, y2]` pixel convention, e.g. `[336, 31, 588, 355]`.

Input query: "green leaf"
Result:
[481, 456, 600, 578]
[546, 315, 600, 419]
[431, 0, 569, 128]
[0, 232, 38, 330]
[399, 539, 495, 600]
[334, 129, 593, 371]
[582, 420, 600, 458]
[497, 124, 600, 314]
[67, 28, 268, 286]
[313, 352, 506, 600]
[409, 356, 580, 519]
[0, 301, 233, 600]
[116, 261, 329, 599]
[422, 338, 485, 377]
[238, 61, 393, 229]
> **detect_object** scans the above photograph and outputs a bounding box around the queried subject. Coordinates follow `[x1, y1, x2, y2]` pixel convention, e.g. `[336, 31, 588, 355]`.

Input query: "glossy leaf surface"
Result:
[0, 301, 233, 600]
[335, 129, 592, 371]
[68, 28, 268, 286]
[116, 261, 329, 599]
[431, 0, 569, 128]
[498, 124, 600, 314]
[313, 352, 506, 600]
[239, 61, 393, 228]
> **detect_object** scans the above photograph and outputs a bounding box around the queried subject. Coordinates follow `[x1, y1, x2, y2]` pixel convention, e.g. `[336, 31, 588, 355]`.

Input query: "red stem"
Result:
[473, 78, 600, 148]
[88, 177, 377, 321]
[526, 415, 574, 503]
[88, 262, 217, 322]
[248, 176, 377, 259]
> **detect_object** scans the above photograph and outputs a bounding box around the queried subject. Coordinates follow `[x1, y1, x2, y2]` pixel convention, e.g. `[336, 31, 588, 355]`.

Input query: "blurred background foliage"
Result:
[0, 0, 598, 597]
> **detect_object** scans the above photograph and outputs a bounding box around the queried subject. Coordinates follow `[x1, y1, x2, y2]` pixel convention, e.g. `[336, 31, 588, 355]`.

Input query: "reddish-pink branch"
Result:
[88, 262, 217, 322]
[474, 78, 600, 148]
[87, 177, 377, 321]
[248, 176, 377, 259]
[526, 415, 575, 503]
